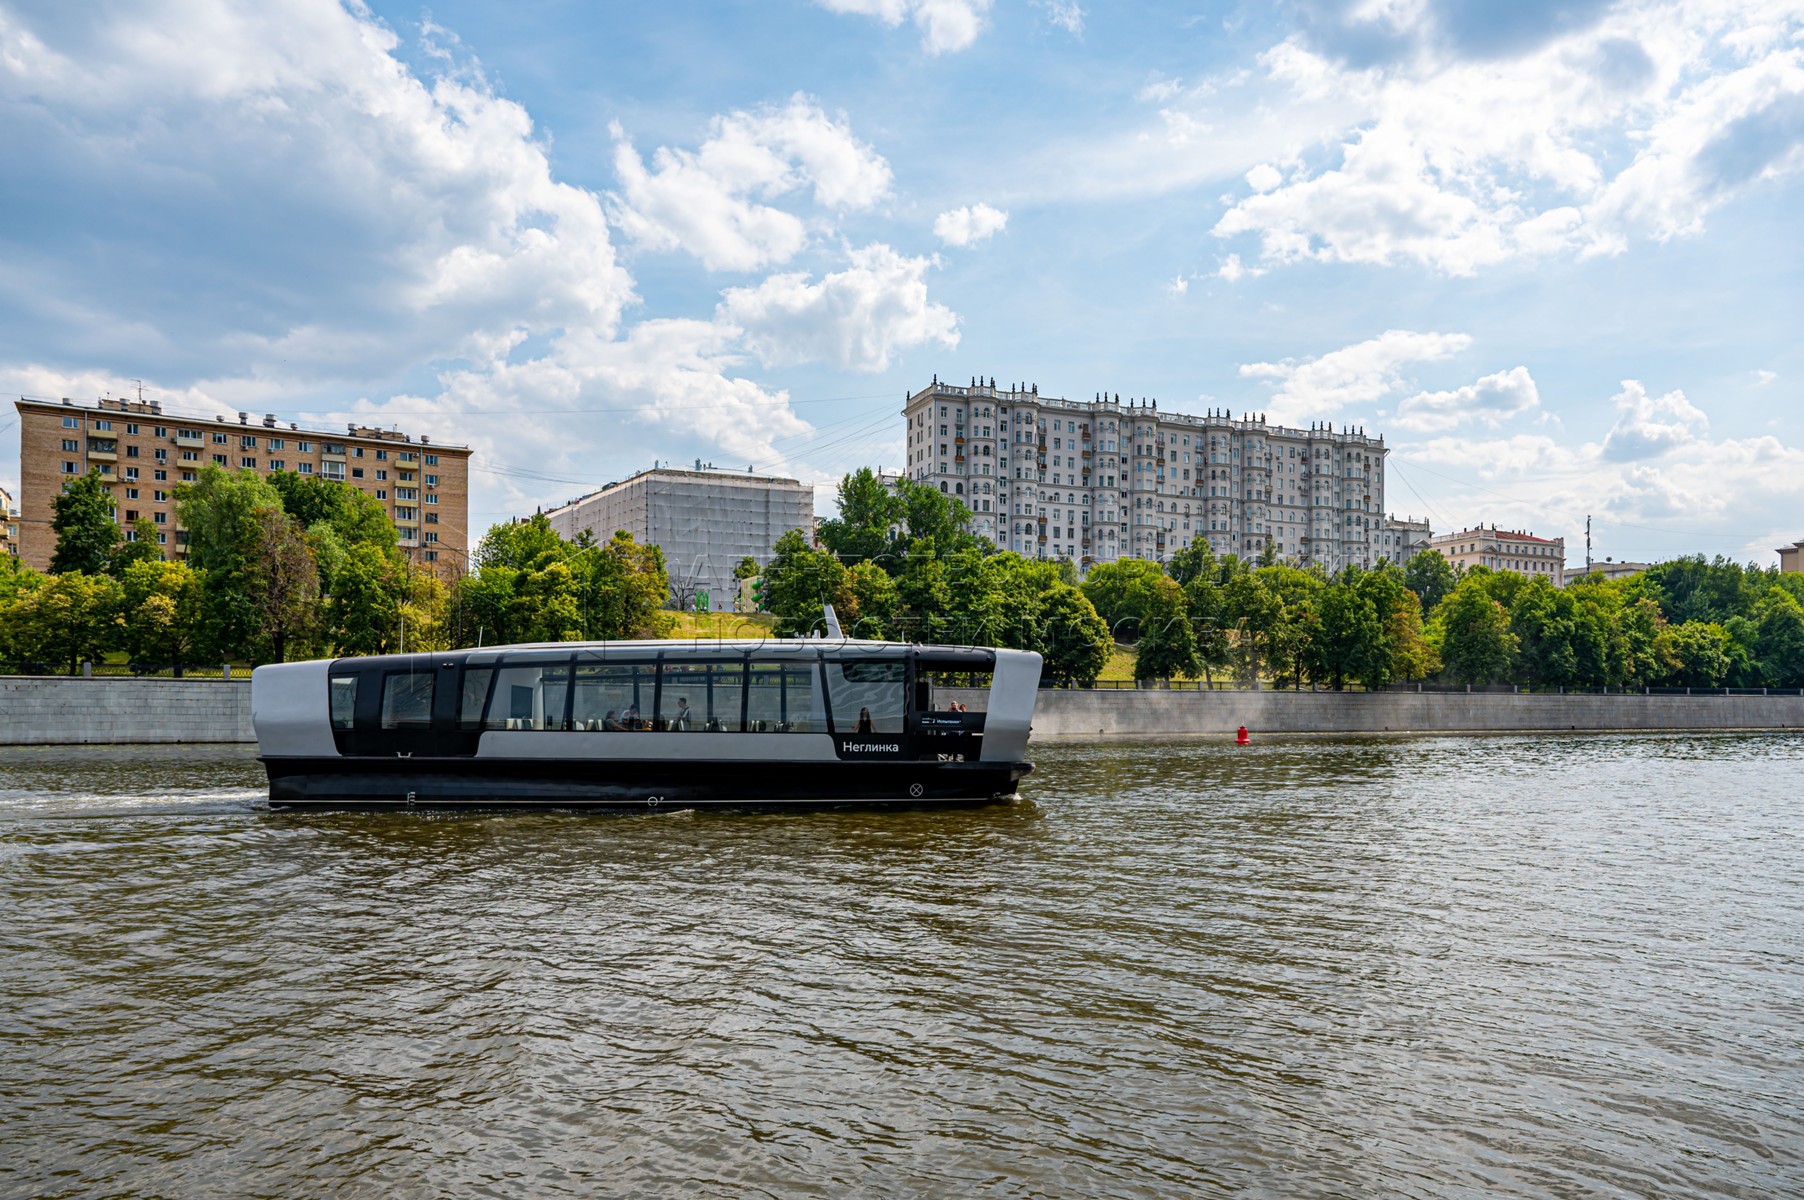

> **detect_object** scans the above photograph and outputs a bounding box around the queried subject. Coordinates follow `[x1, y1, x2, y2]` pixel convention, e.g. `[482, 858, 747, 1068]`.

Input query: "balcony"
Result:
[85, 447, 117, 462]
[175, 431, 203, 444]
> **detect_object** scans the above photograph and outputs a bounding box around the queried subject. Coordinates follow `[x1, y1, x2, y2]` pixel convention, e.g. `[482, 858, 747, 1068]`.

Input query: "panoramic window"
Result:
[570, 662, 657, 730]
[745, 660, 825, 733]
[826, 659, 906, 734]
[379, 671, 434, 730]
[657, 660, 745, 732]
[329, 675, 358, 730]
[483, 661, 571, 730]
[458, 667, 494, 730]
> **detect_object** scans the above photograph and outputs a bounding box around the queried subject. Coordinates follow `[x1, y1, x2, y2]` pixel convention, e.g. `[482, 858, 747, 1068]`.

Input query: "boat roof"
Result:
[260, 639, 1028, 672]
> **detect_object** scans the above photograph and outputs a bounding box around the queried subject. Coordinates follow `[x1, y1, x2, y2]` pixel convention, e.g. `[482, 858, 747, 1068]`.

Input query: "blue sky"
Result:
[2, 0, 1800, 565]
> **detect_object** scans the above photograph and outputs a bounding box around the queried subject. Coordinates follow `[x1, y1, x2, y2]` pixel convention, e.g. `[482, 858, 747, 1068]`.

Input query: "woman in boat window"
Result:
[856, 707, 874, 734]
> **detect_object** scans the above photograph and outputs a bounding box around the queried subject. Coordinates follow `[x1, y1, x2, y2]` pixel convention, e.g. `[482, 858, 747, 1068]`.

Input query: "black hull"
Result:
[260, 756, 1031, 812]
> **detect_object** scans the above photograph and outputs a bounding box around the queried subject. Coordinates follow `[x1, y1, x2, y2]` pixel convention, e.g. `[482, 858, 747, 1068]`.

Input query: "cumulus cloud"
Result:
[0, 5, 962, 516]
[1211, 4, 1804, 275]
[1600, 379, 1708, 460]
[1239, 329, 1471, 424]
[718, 243, 959, 372]
[932, 202, 1009, 246]
[608, 96, 893, 272]
[813, 0, 992, 54]
[1394, 365, 1540, 431]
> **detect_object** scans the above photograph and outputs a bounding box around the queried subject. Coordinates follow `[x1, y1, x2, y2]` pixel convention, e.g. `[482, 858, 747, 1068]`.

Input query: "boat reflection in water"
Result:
[251, 635, 1040, 811]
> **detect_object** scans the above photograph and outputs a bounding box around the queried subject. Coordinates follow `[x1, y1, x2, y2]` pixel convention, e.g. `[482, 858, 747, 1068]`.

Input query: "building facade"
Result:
[544, 466, 813, 611]
[0, 484, 17, 559]
[14, 395, 471, 573]
[1429, 525, 1567, 587]
[1778, 540, 1803, 574]
[1379, 515, 1433, 566]
[903, 377, 1388, 572]
[1570, 558, 1651, 583]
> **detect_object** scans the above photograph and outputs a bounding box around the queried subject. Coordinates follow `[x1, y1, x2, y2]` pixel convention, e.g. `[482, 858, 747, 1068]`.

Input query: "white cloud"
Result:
[1211, 6, 1804, 275]
[1600, 379, 1709, 460]
[813, 0, 993, 54]
[1239, 329, 1471, 424]
[1216, 253, 1265, 282]
[1394, 365, 1541, 431]
[608, 96, 893, 272]
[0, 5, 967, 517]
[1753, 369, 1777, 384]
[1245, 162, 1283, 193]
[1138, 77, 1183, 103]
[1038, 1, 1085, 36]
[932, 202, 1009, 246]
[718, 243, 960, 372]
[1166, 276, 1190, 296]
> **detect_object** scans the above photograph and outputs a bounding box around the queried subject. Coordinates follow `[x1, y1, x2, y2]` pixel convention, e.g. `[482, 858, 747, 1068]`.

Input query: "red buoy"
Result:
[1236, 725, 1250, 745]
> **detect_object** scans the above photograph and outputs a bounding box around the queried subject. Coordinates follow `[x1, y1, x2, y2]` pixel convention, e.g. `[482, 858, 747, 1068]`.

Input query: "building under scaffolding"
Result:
[545, 466, 813, 611]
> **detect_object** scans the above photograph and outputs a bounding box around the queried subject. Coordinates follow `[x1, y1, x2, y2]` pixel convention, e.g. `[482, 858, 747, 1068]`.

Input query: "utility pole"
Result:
[1585, 515, 1592, 575]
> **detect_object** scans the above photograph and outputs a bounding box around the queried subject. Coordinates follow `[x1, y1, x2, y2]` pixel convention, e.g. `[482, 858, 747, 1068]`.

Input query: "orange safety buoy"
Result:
[1236, 725, 1250, 745]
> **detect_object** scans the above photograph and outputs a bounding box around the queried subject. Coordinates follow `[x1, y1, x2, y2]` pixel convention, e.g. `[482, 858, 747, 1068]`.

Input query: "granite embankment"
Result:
[1, 677, 254, 745]
[954, 686, 1804, 739]
[3, 677, 1801, 746]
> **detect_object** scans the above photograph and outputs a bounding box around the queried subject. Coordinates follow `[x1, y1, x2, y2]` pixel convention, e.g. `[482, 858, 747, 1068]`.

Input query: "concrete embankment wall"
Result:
[3, 678, 1799, 746]
[0, 677, 254, 745]
[1003, 688, 1804, 739]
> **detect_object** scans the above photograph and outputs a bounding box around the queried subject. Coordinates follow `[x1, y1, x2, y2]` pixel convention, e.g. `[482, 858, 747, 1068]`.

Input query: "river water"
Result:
[2, 735, 1800, 1198]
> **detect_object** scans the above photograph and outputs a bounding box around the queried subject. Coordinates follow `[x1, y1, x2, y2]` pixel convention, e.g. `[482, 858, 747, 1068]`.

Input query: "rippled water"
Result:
[2, 735, 1802, 1198]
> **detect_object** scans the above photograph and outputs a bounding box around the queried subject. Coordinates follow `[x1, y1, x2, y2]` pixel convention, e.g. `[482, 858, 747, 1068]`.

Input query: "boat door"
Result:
[332, 657, 475, 757]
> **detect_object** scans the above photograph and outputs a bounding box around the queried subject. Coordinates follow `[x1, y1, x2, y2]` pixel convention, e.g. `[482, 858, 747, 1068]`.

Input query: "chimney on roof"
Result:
[421, 435, 429, 444]
[238, 412, 248, 424]
[263, 413, 276, 428]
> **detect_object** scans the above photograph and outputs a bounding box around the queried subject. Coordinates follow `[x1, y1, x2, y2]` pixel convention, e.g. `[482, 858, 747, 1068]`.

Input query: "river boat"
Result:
[251, 635, 1041, 811]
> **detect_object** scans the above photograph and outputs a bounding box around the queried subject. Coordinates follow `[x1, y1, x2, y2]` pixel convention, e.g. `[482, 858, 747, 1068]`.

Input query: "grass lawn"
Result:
[660, 610, 780, 639]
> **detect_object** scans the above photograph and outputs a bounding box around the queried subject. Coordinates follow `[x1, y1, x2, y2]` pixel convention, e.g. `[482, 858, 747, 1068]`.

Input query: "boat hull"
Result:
[260, 756, 1031, 811]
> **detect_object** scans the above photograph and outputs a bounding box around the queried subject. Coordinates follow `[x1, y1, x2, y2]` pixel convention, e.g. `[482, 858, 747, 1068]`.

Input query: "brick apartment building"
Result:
[13, 395, 471, 574]
[1428, 524, 1567, 587]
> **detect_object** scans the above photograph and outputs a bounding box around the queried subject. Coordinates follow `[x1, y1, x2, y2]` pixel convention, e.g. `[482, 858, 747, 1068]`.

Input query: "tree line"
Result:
[8, 462, 1801, 692]
[0, 467, 671, 671]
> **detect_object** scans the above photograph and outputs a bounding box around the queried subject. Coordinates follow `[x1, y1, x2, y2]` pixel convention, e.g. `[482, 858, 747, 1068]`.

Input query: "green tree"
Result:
[1080, 557, 1166, 640]
[1133, 575, 1199, 683]
[1183, 570, 1233, 687]
[3, 570, 123, 672]
[1039, 583, 1111, 687]
[1434, 580, 1518, 684]
[49, 469, 120, 575]
[846, 561, 901, 639]
[1220, 569, 1282, 688]
[109, 519, 163, 576]
[1754, 587, 1804, 687]
[1655, 621, 1730, 688]
[817, 468, 904, 565]
[1167, 535, 1219, 588]
[894, 478, 983, 552]
[326, 544, 404, 655]
[1403, 549, 1457, 613]
[119, 560, 210, 670]
[733, 556, 761, 582]
[763, 528, 855, 638]
[247, 509, 321, 662]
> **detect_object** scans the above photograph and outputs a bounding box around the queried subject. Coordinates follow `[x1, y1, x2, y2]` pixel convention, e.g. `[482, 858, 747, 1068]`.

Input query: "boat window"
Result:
[745, 660, 825, 733]
[483, 661, 571, 731]
[826, 659, 906, 734]
[458, 668, 494, 730]
[379, 670, 435, 730]
[571, 663, 655, 731]
[657, 661, 743, 732]
[329, 674, 358, 730]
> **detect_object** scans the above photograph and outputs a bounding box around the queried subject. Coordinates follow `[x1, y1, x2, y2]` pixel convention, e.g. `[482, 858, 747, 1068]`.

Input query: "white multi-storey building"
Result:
[903, 377, 1389, 572]
[1429, 525, 1567, 587]
[1379, 515, 1433, 566]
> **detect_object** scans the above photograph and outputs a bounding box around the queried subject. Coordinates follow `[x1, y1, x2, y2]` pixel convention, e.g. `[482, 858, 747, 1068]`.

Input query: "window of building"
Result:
[153, 470, 167, 481]
[425, 531, 439, 544]
[154, 490, 167, 502]
[241, 435, 257, 449]
[425, 494, 438, 505]
[375, 449, 387, 460]
[376, 489, 387, 500]
[154, 449, 167, 462]
[154, 426, 167, 438]
[424, 550, 438, 563]
[213, 432, 228, 444]
[240, 457, 257, 469]
[62, 416, 79, 429]
[125, 489, 139, 501]
[269, 460, 284, 471]
[94, 419, 113, 431]
[180, 471, 195, 482]
[376, 469, 388, 481]
[299, 462, 314, 475]
[424, 454, 438, 466]
[353, 447, 363, 458]
[63, 462, 76, 474]
[268, 438, 285, 450]
[61, 439, 78, 452]
[212, 454, 226, 465]
[298, 441, 313, 452]
[352, 467, 364, 479]
[425, 512, 438, 524]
